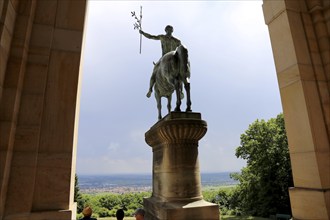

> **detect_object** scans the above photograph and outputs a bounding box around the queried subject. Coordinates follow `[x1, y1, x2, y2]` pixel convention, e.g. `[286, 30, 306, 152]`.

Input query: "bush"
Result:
[76, 213, 83, 220]
[97, 207, 110, 217]
[203, 187, 235, 215]
[77, 192, 151, 217]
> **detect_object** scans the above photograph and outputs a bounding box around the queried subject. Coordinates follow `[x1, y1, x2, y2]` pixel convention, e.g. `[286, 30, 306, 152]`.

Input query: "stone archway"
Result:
[0, 0, 329, 219]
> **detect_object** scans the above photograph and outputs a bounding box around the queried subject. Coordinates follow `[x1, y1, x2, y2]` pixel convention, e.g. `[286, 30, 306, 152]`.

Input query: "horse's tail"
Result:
[180, 86, 184, 99]
[176, 45, 189, 80]
[186, 60, 191, 79]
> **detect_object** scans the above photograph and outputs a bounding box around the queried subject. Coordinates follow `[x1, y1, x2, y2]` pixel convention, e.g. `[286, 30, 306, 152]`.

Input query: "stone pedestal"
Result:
[144, 112, 219, 220]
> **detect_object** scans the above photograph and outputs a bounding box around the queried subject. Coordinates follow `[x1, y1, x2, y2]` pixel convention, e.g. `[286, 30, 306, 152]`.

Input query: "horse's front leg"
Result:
[174, 81, 182, 112]
[185, 82, 192, 112]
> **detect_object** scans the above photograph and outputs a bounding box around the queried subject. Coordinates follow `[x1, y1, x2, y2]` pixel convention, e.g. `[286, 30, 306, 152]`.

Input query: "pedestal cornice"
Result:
[145, 112, 207, 146]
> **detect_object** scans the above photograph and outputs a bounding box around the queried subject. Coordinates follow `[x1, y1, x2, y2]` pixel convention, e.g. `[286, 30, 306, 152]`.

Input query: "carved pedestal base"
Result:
[144, 112, 219, 220]
[144, 197, 219, 220]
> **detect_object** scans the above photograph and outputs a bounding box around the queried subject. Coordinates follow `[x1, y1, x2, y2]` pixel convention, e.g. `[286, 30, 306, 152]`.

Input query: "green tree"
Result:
[231, 113, 293, 217]
[99, 194, 121, 210]
[74, 174, 85, 213]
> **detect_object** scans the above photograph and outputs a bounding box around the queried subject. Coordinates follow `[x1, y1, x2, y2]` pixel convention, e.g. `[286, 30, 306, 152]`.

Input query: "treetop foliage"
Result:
[231, 113, 293, 217]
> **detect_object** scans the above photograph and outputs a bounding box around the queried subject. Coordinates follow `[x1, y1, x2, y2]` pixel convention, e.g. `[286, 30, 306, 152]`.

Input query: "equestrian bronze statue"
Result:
[132, 23, 192, 120]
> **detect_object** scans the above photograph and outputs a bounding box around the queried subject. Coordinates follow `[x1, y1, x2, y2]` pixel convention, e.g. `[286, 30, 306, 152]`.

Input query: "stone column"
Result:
[263, 0, 330, 219]
[144, 112, 219, 220]
[0, 1, 86, 219]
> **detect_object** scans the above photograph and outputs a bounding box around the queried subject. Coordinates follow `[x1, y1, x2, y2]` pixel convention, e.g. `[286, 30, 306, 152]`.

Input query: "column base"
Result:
[3, 210, 76, 220]
[144, 196, 220, 220]
[3, 203, 76, 220]
[289, 187, 330, 219]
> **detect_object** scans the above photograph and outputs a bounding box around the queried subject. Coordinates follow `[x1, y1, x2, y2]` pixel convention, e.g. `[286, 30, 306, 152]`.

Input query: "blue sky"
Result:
[76, 1, 282, 175]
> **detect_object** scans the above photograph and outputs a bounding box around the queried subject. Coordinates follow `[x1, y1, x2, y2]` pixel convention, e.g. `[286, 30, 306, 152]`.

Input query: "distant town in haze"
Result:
[78, 172, 238, 194]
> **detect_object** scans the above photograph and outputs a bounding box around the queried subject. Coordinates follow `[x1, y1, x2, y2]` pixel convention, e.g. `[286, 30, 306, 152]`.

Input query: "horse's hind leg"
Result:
[167, 95, 172, 114]
[174, 81, 182, 112]
[185, 82, 192, 112]
[156, 94, 162, 120]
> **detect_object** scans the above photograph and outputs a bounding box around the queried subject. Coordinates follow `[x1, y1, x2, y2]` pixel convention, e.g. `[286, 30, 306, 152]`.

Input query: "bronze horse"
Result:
[147, 45, 191, 120]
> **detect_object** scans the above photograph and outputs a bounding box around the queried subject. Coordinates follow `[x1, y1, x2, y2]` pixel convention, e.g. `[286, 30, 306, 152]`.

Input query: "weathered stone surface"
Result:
[0, 1, 85, 219]
[144, 197, 219, 220]
[263, 0, 330, 219]
[144, 112, 219, 220]
[289, 187, 330, 219]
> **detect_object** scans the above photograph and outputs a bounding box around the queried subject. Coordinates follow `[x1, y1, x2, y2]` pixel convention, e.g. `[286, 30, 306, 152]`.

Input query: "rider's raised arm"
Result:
[140, 30, 161, 40]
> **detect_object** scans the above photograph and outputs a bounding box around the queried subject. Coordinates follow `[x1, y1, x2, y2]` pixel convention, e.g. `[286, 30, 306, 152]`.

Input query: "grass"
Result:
[99, 215, 269, 220]
[202, 185, 236, 191]
[221, 215, 269, 220]
[99, 218, 135, 220]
